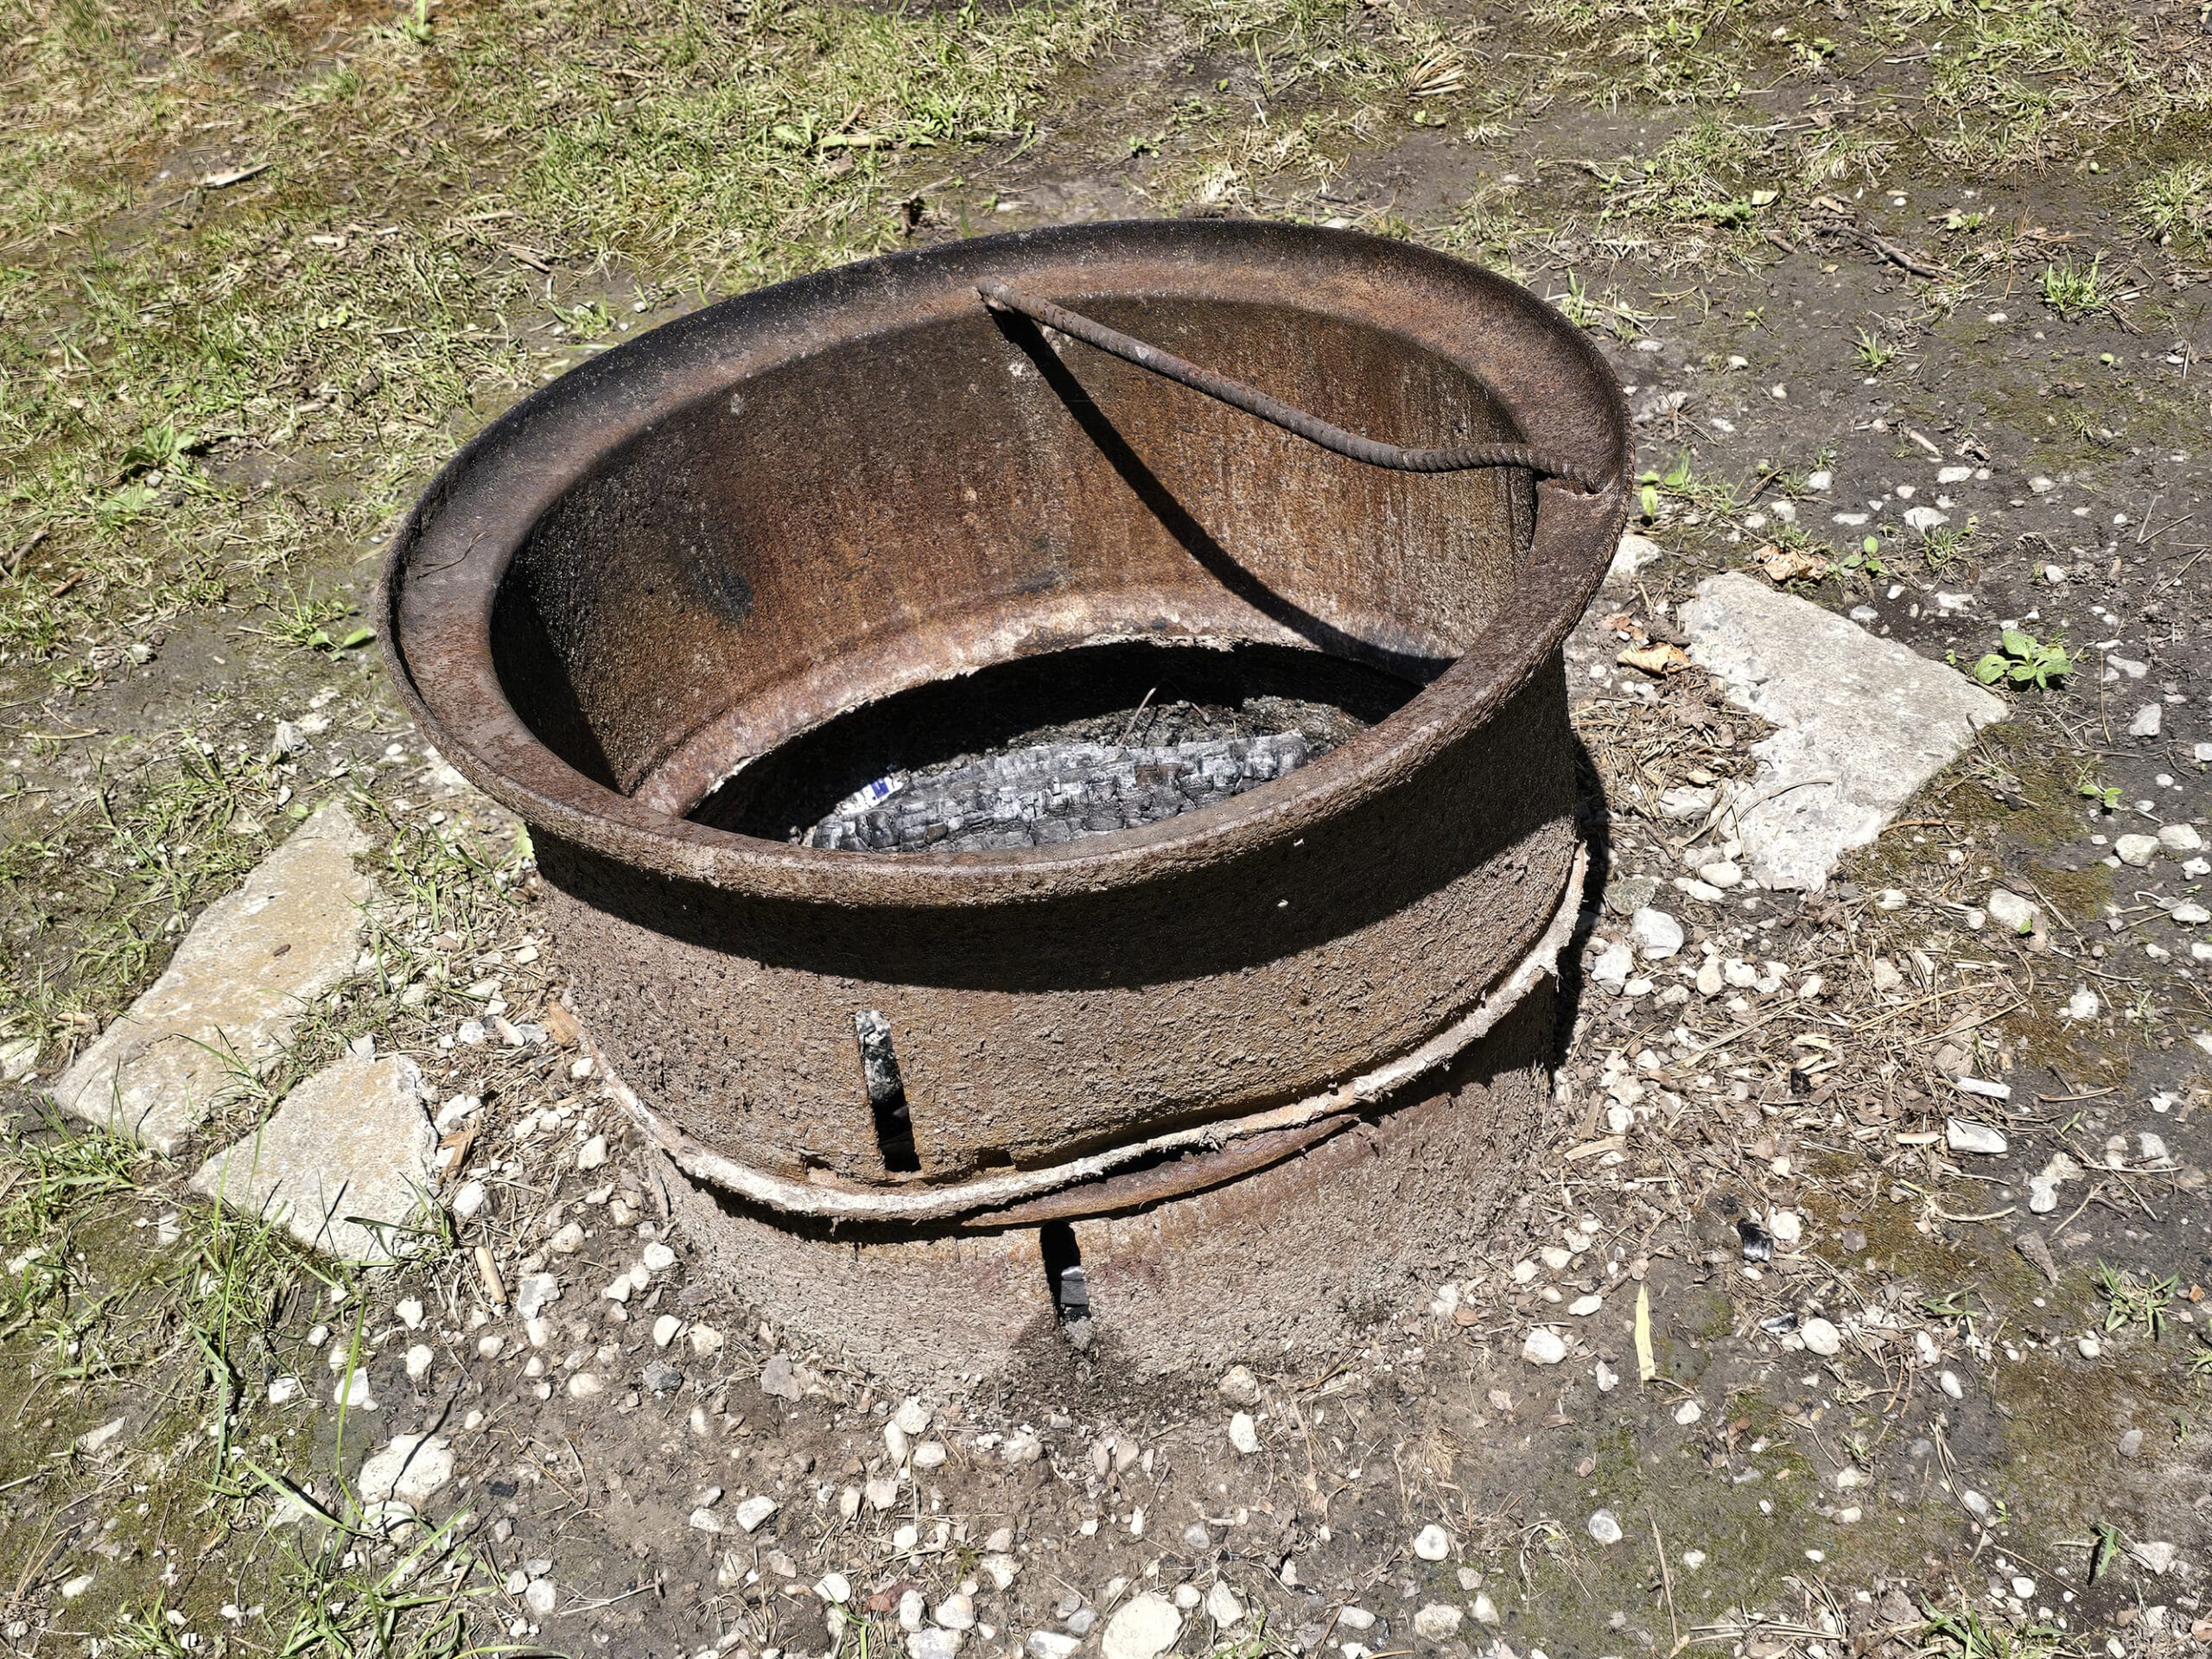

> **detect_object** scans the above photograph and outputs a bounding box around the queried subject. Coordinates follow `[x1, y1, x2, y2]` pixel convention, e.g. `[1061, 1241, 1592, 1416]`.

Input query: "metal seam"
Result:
[602, 842, 1588, 1225]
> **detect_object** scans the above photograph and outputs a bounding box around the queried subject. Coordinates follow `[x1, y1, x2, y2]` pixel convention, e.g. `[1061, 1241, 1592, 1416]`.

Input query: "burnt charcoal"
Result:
[806, 732, 1312, 854]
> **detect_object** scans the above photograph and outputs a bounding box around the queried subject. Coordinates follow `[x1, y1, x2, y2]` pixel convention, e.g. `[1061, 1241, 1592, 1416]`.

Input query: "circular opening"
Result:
[680, 639, 1421, 850]
[386, 223, 1628, 899]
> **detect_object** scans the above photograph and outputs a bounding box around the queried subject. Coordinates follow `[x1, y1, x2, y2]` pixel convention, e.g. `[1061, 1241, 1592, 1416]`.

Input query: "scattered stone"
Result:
[2128, 704, 2162, 739]
[1228, 1412, 1260, 1456]
[1605, 875, 1660, 917]
[1678, 575, 2004, 890]
[1945, 1119, 2008, 1157]
[2015, 1230, 2060, 1285]
[2172, 902, 2210, 927]
[1630, 908, 1685, 960]
[1414, 1523, 1452, 1561]
[734, 1495, 779, 1532]
[1029, 1635, 1081, 1659]
[1412, 1605, 1463, 1641]
[2076, 1334, 2101, 1359]
[77, 1418, 127, 1454]
[2064, 986, 2100, 1021]
[2128, 1542, 2178, 1575]
[1939, 1371, 1963, 1402]
[524, 1579, 556, 1618]
[1205, 1583, 1243, 1626]
[405, 1344, 433, 1381]
[1471, 1592, 1500, 1625]
[759, 1353, 804, 1402]
[2114, 833, 2160, 868]
[575, 1134, 608, 1170]
[1674, 1399, 1702, 1426]
[189, 1054, 437, 1263]
[2118, 1428, 2144, 1459]
[1986, 889, 2038, 936]
[358, 1434, 455, 1505]
[1589, 941, 1635, 992]
[908, 1630, 963, 1659]
[515, 1273, 561, 1321]
[653, 1313, 683, 1347]
[566, 1372, 602, 1399]
[1102, 1592, 1181, 1659]
[52, 804, 373, 1153]
[2028, 1152, 2082, 1214]
[1800, 1318, 1843, 1357]
[2161, 823, 2204, 854]
[1218, 1365, 1261, 1407]
[1586, 1510, 1624, 1546]
[1521, 1327, 1568, 1365]
[0, 1037, 40, 1082]
[1611, 532, 1663, 582]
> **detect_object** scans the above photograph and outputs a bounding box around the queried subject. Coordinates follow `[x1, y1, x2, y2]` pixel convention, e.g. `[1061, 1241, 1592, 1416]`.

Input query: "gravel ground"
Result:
[3, 0, 2210, 1651]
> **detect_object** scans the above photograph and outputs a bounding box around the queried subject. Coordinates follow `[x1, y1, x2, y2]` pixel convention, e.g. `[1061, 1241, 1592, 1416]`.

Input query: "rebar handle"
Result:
[977, 278, 1607, 493]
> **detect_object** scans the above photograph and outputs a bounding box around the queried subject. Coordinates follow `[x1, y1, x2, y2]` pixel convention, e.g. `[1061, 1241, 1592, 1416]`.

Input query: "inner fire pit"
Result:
[383, 220, 1628, 1378]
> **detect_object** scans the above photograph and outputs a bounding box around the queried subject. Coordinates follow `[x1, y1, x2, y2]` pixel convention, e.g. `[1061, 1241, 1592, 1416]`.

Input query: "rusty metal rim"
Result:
[588, 843, 1586, 1226]
[381, 221, 1630, 911]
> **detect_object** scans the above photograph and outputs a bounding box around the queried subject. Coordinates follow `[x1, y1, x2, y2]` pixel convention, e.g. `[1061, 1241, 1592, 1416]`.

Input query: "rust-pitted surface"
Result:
[381, 219, 1629, 1195]
[668, 990, 1556, 1382]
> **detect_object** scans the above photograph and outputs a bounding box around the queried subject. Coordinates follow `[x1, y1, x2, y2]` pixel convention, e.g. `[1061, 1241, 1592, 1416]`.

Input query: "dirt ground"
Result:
[3, 0, 2211, 1652]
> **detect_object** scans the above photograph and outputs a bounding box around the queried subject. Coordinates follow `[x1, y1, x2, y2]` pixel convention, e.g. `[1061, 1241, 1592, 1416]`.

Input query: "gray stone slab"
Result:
[1678, 575, 2005, 891]
[189, 1052, 438, 1262]
[50, 803, 372, 1154]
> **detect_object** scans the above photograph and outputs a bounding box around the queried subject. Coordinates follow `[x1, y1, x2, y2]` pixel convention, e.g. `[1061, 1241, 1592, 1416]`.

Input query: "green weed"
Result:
[1973, 628, 2071, 690]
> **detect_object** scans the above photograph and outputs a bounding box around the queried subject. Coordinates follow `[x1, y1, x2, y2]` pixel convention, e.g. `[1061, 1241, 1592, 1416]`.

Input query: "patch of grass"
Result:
[0, 736, 296, 1049]
[0, 0, 1121, 684]
[2038, 253, 2115, 319]
[1917, 1600, 2075, 1658]
[2098, 1262, 2174, 1338]
[1887, 0, 2145, 170]
[2134, 159, 2212, 245]
[1854, 327, 1897, 373]
[241, 586, 375, 655]
[1922, 516, 1977, 569]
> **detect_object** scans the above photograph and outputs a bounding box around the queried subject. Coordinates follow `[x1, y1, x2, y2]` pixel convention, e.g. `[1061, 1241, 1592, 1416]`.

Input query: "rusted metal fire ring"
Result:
[380, 219, 1630, 1264]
